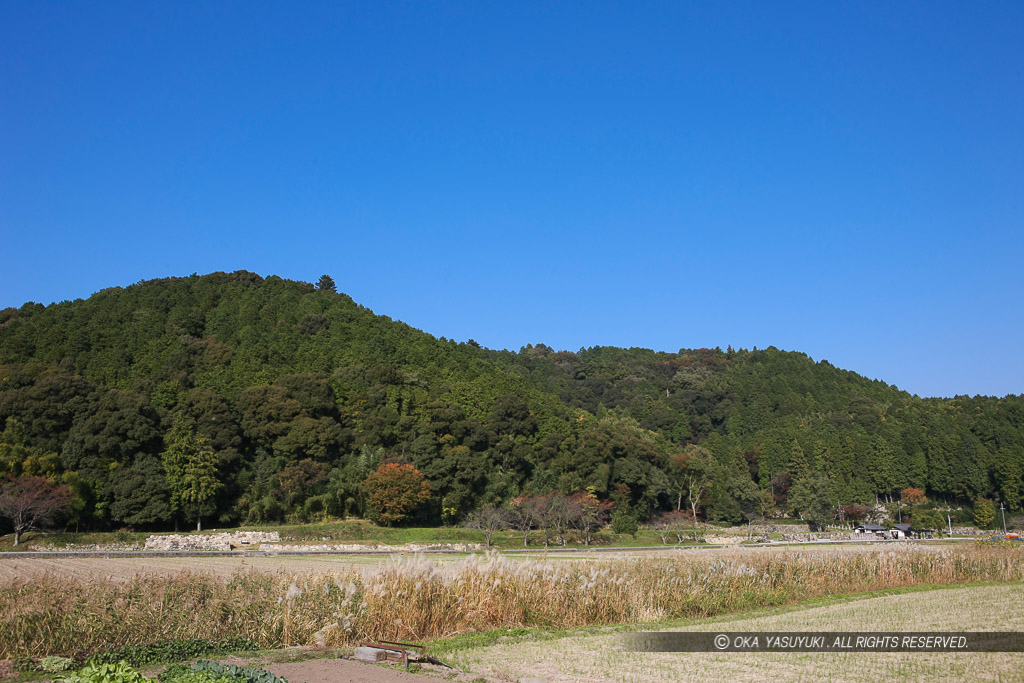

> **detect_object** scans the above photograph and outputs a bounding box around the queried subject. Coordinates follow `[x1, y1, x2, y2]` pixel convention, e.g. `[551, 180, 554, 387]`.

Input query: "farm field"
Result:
[0, 554, 399, 582]
[447, 583, 1024, 682]
[0, 542, 968, 582]
[0, 548, 676, 583]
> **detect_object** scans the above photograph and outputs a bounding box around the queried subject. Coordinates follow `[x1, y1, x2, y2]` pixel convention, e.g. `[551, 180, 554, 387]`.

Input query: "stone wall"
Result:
[778, 532, 860, 542]
[144, 531, 280, 551]
[746, 524, 858, 535]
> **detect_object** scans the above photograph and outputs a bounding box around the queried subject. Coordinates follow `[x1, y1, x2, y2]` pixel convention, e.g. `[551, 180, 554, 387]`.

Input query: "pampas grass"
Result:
[3, 545, 1022, 658]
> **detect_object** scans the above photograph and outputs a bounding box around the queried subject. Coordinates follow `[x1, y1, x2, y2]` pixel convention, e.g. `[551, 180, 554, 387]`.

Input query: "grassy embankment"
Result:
[2, 517, 807, 552]
[3, 544, 1023, 661]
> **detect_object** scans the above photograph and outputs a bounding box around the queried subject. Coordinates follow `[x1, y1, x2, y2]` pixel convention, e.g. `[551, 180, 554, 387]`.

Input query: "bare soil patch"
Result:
[263, 658, 457, 683]
[215, 652, 492, 683]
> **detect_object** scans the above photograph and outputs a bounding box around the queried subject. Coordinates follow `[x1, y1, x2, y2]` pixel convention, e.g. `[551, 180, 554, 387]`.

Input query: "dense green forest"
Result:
[1, 271, 1022, 531]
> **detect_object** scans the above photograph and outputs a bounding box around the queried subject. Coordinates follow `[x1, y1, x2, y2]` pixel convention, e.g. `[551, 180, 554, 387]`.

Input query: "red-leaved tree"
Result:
[841, 503, 871, 524]
[901, 488, 927, 506]
[0, 475, 72, 546]
[361, 463, 431, 526]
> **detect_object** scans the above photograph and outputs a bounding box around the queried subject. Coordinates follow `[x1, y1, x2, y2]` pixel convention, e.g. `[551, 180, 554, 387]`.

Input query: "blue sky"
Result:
[2, 2, 1022, 398]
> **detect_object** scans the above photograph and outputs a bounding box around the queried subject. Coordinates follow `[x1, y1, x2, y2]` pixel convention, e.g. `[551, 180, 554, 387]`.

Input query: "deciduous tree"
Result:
[508, 494, 547, 547]
[463, 504, 509, 547]
[362, 463, 431, 526]
[974, 497, 996, 529]
[648, 509, 690, 544]
[672, 445, 717, 540]
[0, 475, 71, 545]
[900, 487, 927, 506]
[570, 490, 614, 545]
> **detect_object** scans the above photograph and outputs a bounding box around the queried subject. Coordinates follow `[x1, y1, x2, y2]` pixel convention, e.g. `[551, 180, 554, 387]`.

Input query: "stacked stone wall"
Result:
[144, 531, 280, 551]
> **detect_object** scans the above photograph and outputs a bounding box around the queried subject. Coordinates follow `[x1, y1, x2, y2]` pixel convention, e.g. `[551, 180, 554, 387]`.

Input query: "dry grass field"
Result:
[446, 583, 1024, 682]
[0, 542, 965, 582]
[3, 543, 1024, 667]
[0, 553, 425, 582]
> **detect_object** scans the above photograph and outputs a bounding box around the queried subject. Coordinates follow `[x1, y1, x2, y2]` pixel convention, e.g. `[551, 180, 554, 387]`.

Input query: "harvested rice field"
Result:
[448, 582, 1024, 682]
[0, 542, 964, 582]
[0, 553, 429, 582]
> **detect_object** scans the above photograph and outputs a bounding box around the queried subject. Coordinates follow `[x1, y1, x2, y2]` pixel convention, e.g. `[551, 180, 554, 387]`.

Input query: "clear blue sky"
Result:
[2, 2, 1022, 398]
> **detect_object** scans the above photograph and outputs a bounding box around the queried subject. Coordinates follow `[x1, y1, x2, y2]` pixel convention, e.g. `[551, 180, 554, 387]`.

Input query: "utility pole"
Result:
[1000, 502, 1007, 535]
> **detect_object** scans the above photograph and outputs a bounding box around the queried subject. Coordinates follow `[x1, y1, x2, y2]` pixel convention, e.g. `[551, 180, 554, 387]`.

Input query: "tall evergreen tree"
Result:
[161, 413, 222, 531]
[789, 440, 809, 483]
[315, 274, 337, 292]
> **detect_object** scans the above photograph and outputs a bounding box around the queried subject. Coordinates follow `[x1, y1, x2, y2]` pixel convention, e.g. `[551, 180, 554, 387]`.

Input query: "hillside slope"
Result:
[1, 271, 1021, 530]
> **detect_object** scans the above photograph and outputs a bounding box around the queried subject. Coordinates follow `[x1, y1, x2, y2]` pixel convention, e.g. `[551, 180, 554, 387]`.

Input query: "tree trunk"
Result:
[13, 530, 20, 547]
[197, 517, 202, 532]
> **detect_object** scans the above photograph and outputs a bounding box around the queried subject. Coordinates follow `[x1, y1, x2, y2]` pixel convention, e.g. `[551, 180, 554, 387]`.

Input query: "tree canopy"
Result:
[0, 270, 1021, 532]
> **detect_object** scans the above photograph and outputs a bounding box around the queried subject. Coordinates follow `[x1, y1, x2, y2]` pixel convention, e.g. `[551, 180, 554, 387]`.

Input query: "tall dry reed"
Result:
[3, 545, 1022, 658]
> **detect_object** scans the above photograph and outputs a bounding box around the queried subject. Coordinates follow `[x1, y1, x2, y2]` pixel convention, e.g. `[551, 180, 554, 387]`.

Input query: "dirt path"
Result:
[263, 658, 455, 683]
[213, 653, 493, 683]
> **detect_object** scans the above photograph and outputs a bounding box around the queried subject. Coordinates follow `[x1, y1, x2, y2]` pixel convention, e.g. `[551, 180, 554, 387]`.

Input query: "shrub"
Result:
[610, 509, 638, 536]
[92, 638, 258, 667]
[189, 660, 285, 683]
[57, 661, 150, 683]
[158, 664, 234, 683]
[41, 656, 76, 673]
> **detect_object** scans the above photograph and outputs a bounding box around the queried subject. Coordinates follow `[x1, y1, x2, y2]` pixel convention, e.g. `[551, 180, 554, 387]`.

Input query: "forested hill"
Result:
[1, 270, 1022, 531]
